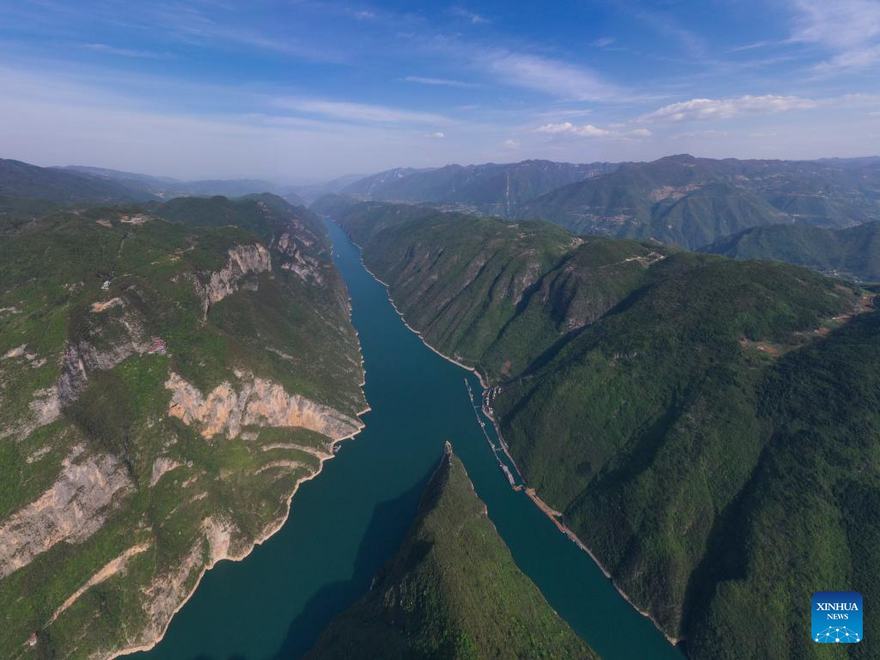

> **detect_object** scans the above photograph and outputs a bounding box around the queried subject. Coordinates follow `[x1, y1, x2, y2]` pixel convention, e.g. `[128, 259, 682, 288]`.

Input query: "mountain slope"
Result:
[0, 196, 366, 659]
[519, 154, 880, 248]
[306, 444, 597, 660]
[0, 159, 157, 204]
[342, 160, 617, 216]
[58, 165, 303, 205]
[334, 202, 877, 659]
[703, 221, 880, 281]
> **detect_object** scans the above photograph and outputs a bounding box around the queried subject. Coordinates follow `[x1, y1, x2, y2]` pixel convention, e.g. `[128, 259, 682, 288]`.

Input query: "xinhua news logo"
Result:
[812, 591, 863, 644]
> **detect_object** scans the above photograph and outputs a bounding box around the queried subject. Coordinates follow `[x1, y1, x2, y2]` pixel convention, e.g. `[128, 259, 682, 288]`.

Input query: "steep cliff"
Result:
[0, 195, 367, 659]
[306, 445, 598, 660]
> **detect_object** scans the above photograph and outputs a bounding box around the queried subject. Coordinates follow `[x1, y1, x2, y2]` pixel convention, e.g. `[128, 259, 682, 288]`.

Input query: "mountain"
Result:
[341, 167, 433, 197]
[334, 201, 879, 660]
[282, 174, 366, 205]
[519, 154, 880, 249]
[306, 444, 597, 660]
[0, 159, 157, 204]
[703, 221, 880, 282]
[0, 195, 366, 658]
[58, 165, 304, 204]
[341, 160, 617, 216]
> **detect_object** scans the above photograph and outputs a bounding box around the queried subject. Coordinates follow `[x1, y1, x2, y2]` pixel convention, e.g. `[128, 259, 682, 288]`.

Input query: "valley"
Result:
[334, 200, 879, 659]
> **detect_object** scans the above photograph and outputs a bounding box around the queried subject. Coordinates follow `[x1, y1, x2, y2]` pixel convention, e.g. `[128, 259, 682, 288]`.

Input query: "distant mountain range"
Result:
[518, 154, 880, 249]
[58, 165, 307, 206]
[703, 221, 880, 282]
[340, 160, 617, 216]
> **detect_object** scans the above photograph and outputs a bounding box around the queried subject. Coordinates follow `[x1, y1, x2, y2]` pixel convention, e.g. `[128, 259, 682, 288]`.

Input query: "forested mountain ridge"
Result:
[341, 160, 617, 217]
[518, 154, 880, 248]
[703, 221, 880, 282]
[335, 201, 878, 660]
[0, 194, 366, 659]
[306, 444, 598, 660]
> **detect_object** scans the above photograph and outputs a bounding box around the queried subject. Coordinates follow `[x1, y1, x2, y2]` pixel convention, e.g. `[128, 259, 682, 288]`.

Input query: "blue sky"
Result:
[0, 0, 878, 181]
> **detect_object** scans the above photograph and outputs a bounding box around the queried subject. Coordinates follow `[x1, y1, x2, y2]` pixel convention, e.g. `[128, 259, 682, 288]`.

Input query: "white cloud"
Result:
[534, 123, 651, 139]
[537, 122, 610, 137]
[500, 138, 521, 149]
[592, 37, 616, 48]
[427, 131, 446, 138]
[403, 76, 480, 88]
[640, 95, 818, 122]
[788, 0, 880, 72]
[275, 98, 451, 124]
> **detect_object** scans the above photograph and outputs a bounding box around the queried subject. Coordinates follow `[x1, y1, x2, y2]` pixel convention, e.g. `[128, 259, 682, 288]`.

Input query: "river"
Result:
[135, 220, 683, 660]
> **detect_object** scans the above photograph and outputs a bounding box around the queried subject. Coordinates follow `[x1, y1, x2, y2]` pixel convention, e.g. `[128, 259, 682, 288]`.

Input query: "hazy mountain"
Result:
[703, 221, 880, 281]
[282, 174, 366, 205]
[0, 159, 158, 203]
[519, 154, 880, 248]
[306, 445, 596, 660]
[58, 165, 302, 204]
[334, 201, 878, 659]
[341, 160, 617, 216]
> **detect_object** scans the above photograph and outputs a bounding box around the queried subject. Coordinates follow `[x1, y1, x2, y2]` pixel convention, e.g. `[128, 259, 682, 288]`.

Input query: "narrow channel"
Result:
[135, 220, 682, 660]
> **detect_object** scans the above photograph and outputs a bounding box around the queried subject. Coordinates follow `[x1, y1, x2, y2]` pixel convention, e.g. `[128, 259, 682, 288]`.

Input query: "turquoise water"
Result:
[136, 221, 682, 660]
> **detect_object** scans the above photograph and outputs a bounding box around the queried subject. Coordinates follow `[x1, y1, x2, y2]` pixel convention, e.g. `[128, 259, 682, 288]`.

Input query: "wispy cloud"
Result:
[426, 131, 446, 138]
[80, 43, 171, 59]
[630, 4, 706, 57]
[788, 0, 880, 72]
[640, 95, 818, 122]
[536, 122, 651, 139]
[403, 75, 480, 88]
[592, 37, 616, 48]
[275, 98, 451, 124]
[728, 41, 772, 53]
[479, 50, 622, 101]
[449, 7, 490, 25]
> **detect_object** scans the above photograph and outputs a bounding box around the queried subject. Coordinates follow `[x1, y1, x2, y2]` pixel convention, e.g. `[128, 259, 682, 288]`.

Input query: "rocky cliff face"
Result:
[0, 448, 132, 579]
[195, 243, 272, 316]
[166, 371, 363, 441]
[0, 199, 368, 660]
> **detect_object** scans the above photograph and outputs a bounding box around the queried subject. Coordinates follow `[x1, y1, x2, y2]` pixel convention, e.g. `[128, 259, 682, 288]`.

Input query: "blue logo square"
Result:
[812, 591, 863, 643]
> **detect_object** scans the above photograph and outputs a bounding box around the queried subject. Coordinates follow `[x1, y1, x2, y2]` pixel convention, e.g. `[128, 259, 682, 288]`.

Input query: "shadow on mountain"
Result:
[271, 466, 436, 660]
[182, 466, 435, 660]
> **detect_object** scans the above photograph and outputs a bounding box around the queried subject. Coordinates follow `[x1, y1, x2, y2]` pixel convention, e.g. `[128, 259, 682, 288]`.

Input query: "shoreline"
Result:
[110, 407, 371, 660]
[107, 280, 372, 659]
[347, 231, 682, 649]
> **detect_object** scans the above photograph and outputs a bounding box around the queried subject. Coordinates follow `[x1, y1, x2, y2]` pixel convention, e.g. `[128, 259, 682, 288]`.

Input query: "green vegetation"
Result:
[336, 201, 877, 659]
[306, 445, 597, 660]
[341, 160, 617, 217]
[0, 194, 365, 659]
[703, 221, 880, 282]
[518, 154, 880, 248]
[0, 158, 155, 204]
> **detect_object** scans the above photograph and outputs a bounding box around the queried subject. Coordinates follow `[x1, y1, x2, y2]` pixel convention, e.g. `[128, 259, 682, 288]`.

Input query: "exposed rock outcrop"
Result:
[165, 372, 362, 441]
[195, 244, 272, 316]
[0, 449, 132, 579]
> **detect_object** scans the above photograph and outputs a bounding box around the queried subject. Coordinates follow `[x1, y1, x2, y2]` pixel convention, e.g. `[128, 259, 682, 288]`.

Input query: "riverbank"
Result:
[109, 398, 371, 658]
[346, 231, 682, 649]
